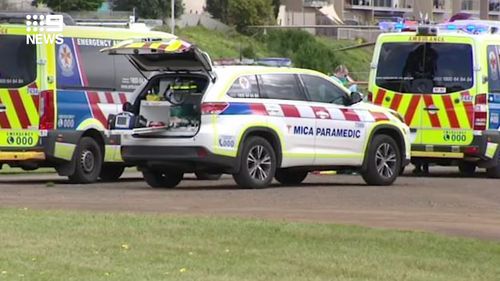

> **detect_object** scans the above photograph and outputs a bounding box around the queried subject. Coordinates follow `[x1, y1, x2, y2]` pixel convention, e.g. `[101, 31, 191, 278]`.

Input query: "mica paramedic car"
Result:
[103, 38, 411, 189]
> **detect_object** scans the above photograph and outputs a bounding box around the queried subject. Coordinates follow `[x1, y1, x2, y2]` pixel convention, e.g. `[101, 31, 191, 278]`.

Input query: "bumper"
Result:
[411, 130, 500, 164]
[0, 151, 45, 161]
[121, 145, 237, 173]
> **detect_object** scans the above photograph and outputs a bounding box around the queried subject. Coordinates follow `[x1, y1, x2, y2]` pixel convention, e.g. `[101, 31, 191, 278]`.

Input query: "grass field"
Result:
[174, 26, 373, 81]
[0, 209, 499, 281]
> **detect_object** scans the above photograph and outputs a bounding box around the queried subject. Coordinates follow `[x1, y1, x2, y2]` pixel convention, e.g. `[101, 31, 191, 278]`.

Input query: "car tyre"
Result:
[458, 161, 476, 177]
[275, 169, 308, 185]
[233, 136, 276, 189]
[68, 137, 102, 184]
[361, 134, 401, 186]
[142, 170, 183, 188]
[486, 150, 500, 178]
[99, 165, 126, 182]
[195, 171, 222, 180]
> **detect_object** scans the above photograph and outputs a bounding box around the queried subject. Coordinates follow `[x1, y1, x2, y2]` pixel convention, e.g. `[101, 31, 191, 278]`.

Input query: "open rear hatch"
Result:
[101, 38, 214, 137]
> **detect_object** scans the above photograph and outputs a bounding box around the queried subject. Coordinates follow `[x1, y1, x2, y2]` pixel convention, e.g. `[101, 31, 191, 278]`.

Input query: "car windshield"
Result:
[375, 42, 473, 94]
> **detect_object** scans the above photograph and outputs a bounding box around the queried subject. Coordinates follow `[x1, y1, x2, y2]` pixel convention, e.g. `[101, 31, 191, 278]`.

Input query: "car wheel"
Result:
[195, 171, 222, 180]
[68, 137, 102, 184]
[458, 161, 476, 177]
[142, 169, 183, 188]
[99, 165, 126, 182]
[361, 135, 401, 186]
[233, 136, 276, 189]
[275, 169, 308, 185]
[486, 150, 500, 178]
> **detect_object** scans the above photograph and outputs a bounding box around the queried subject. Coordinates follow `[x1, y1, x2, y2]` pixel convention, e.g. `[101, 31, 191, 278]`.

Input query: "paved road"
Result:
[0, 169, 499, 240]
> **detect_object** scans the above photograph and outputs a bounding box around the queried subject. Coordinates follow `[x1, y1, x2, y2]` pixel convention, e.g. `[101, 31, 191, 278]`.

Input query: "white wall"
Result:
[183, 0, 206, 14]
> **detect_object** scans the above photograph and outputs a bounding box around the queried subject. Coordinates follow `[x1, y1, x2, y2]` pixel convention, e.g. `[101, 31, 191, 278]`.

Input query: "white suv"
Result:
[104, 39, 411, 189]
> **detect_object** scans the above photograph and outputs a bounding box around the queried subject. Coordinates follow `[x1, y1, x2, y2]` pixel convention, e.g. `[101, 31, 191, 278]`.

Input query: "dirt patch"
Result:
[0, 169, 499, 240]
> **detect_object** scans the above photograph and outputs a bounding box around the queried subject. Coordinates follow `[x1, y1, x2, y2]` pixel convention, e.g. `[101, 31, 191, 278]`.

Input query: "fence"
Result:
[337, 28, 382, 42]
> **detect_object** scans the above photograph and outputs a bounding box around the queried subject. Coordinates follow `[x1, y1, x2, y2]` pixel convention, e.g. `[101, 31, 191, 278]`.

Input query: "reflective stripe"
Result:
[54, 142, 76, 161]
[422, 95, 441, 128]
[404, 95, 421, 125]
[373, 88, 387, 105]
[340, 108, 361, 121]
[486, 143, 498, 159]
[441, 95, 460, 128]
[389, 92, 403, 111]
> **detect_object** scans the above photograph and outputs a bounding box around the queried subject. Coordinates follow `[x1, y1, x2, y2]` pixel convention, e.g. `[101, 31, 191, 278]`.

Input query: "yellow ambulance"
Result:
[0, 14, 173, 183]
[369, 20, 500, 177]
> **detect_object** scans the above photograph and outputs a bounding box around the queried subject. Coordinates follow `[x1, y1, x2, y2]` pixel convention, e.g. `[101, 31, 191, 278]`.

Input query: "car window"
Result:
[56, 37, 144, 91]
[0, 35, 36, 88]
[259, 74, 306, 101]
[301, 75, 347, 105]
[227, 75, 259, 98]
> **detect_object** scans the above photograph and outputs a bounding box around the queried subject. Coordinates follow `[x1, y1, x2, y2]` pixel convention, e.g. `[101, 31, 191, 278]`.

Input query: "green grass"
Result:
[171, 26, 373, 81]
[0, 209, 499, 281]
[175, 26, 278, 59]
[316, 38, 374, 81]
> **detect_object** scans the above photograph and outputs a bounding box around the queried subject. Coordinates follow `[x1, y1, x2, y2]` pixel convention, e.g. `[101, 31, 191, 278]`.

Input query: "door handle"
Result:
[0, 104, 6, 113]
[316, 111, 330, 119]
[423, 106, 439, 115]
[423, 106, 440, 111]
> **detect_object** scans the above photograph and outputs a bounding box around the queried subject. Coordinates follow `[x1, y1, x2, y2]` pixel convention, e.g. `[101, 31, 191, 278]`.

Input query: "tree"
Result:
[113, 0, 184, 20]
[272, 0, 280, 18]
[43, 0, 104, 11]
[206, 0, 229, 23]
[207, 0, 275, 33]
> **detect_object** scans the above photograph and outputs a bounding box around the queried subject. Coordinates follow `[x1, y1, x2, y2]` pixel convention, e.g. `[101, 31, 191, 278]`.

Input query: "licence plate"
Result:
[0, 130, 40, 147]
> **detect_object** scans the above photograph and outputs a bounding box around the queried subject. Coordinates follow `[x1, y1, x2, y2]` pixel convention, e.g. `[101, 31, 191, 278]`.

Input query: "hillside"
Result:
[172, 26, 373, 82]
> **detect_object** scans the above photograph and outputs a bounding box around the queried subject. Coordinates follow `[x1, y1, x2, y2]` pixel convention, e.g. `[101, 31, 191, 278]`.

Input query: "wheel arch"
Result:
[362, 124, 407, 171]
[236, 126, 283, 170]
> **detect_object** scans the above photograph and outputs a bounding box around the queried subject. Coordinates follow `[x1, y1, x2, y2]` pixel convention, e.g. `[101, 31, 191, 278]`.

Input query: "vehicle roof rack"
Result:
[0, 11, 75, 25]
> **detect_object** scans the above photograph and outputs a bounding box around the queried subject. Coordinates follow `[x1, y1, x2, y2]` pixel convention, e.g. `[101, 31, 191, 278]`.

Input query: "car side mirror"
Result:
[349, 91, 363, 105]
[122, 102, 133, 112]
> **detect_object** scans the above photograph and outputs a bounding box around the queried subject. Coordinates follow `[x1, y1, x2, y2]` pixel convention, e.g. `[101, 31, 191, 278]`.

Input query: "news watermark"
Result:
[26, 14, 64, 45]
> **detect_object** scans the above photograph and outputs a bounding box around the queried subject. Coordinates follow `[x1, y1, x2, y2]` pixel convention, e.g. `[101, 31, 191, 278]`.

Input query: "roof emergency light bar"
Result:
[379, 19, 500, 35]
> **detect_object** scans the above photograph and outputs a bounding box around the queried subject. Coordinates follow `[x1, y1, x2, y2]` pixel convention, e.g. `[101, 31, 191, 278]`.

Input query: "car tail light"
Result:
[473, 94, 488, 131]
[201, 102, 229, 115]
[367, 91, 373, 103]
[39, 90, 55, 130]
[464, 146, 479, 155]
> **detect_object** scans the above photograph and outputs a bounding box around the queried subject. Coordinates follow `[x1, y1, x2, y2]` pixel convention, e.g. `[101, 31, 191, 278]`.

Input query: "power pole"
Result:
[171, 0, 175, 35]
[479, 0, 489, 20]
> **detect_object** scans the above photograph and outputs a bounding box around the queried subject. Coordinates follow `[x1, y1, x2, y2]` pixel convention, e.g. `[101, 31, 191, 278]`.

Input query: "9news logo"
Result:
[25, 14, 64, 45]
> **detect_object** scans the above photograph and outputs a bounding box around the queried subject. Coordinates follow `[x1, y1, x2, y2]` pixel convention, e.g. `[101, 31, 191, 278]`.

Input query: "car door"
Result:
[300, 74, 367, 166]
[0, 33, 43, 148]
[258, 73, 315, 167]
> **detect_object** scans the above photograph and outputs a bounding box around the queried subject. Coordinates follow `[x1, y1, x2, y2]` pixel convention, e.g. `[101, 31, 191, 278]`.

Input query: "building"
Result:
[1, 0, 32, 10]
[281, 0, 498, 25]
[183, 0, 206, 15]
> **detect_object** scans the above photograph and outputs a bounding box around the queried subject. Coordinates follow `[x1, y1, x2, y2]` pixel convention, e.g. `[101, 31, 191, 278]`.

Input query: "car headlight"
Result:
[389, 110, 405, 123]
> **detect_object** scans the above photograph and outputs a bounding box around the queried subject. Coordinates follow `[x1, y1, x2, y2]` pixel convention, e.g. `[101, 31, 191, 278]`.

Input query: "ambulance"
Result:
[369, 20, 500, 177]
[103, 38, 411, 189]
[0, 16, 174, 183]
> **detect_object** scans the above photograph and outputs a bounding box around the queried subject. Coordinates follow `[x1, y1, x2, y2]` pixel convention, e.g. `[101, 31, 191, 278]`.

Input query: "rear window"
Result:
[259, 74, 305, 101]
[376, 42, 473, 94]
[0, 35, 36, 88]
[227, 75, 260, 98]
